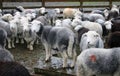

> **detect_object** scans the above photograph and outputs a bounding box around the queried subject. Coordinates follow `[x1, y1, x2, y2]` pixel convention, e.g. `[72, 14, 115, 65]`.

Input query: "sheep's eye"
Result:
[84, 34, 87, 37]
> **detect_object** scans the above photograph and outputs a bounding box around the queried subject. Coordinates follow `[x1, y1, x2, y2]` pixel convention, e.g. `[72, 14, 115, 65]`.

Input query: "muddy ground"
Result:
[9, 42, 45, 76]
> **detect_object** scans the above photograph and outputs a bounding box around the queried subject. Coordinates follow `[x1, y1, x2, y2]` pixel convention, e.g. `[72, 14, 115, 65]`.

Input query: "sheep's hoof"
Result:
[29, 46, 33, 51]
[45, 58, 51, 62]
[8, 46, 12, 49]
[12, 46, 15, 49]
[70, 64, 75, 69]
[70, 66, 74, 69]
[12, 45, 15, 48]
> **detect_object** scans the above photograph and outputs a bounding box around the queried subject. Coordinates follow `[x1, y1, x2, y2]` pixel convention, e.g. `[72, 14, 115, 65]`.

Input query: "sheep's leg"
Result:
[29, 41, 34, 51]
[71, 49, 77, 68]
[35, 38, 39, 44]
[11, 38, 15, 48]
[76, 62, 85, 76]
[27, 43, 29, 49]
[7, 38, 12, 49]
[61, 51, 68, 68]
[16, 37, 19, 43]
[21, 38, 24, 44]
[43, 43, 50, 62]
[114, 68, 120, 76]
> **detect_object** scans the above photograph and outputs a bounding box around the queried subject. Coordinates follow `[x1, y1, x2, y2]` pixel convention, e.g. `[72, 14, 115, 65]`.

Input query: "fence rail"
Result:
[1, 0, 120, 10]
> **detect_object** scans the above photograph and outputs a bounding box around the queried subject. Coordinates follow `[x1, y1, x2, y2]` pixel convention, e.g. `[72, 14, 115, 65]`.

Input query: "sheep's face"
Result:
[9, 20, 17, 33]
[31, 20, 42, 32]
[40, 7, 46, 14]
[54, 8, 61, 14]
[74, 11, 82, 19]
[55, 19, 62, 27]
[104, 21, 112, 30]
[2, 14, 14, 21]
[103, 9, 109, 19]
[81, 31, 100, 48]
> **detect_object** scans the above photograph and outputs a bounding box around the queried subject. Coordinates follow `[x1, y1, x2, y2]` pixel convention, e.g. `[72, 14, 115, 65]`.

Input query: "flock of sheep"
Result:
[0, 4, 120, 76]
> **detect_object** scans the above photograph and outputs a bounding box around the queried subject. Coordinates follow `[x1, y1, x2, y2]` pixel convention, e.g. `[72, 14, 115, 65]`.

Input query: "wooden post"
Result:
[42, 0, 45, 7]
[80, 0, 83, 8]
[109, 0, 112, 8]
[0, 0, 2, 9]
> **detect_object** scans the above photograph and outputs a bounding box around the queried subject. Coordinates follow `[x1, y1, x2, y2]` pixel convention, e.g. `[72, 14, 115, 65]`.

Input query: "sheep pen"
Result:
[1, 1, 120, 76]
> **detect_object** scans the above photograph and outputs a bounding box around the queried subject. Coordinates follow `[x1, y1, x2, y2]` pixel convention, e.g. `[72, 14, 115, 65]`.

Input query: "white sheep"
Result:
[76, 48, 120, 76]
[80, 31, 104, 51]
[1, 14, 13, 22]
[63, 8, 78, 18]
[72, 18, 103, 36]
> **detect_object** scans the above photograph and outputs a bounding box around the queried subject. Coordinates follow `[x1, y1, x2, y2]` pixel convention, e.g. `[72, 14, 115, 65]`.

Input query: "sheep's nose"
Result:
[88, 41, 90, 44]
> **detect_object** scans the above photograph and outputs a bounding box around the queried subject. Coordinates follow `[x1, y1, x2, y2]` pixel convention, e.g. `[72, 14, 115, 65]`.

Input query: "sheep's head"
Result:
[74, 10, 82, 19]
[2, 14, 14, 22]
[71, 18, 82, 28]
[9, 19, 18, 33]
[40, 7, 46, 15]
[81, 31, 102, 48]
[31, 20, 42, 33]
[54, 8, 61, 14]
[55, 19, 62, 27]
[104, 20, 112, 30]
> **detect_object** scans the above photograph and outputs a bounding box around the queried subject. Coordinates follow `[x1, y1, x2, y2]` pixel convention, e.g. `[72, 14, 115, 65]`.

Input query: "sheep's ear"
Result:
[97, 38, 104, 48]
[79, 8, 83, 12]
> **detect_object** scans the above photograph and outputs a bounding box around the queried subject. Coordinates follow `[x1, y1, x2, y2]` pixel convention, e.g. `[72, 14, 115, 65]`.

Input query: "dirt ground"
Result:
[9, 42, 45, 76]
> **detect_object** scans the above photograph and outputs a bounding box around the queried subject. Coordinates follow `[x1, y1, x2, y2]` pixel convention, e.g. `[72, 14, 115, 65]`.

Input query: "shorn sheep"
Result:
[36, 25, 77, 68]
[76, 48, 120, 76]
[80, 31, 104, 51]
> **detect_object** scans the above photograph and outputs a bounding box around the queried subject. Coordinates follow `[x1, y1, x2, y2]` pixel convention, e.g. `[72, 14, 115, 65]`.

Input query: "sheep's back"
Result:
[80, 48, 119, 74]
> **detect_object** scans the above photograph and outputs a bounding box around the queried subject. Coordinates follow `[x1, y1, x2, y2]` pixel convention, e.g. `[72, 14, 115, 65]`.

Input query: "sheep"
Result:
[71, 18, 82, 28]
[107, 31, 120, 48]
[81, 13, 105, 22]
[91, 9, 104, 16]
[74, 25, 89, 44]
[46, 8, 61, 25]
[0, 28, 14, 62]
[0, 19, 14, 49]
[1, 14, 13, 22]
[108, 5, 119, 20]
[0, 62, 30, 76]
[23, 23, 37, 51]
[71, 18, 103, 37]
[80, 31, 104, 51]
[95, 19, 112, 37]
[9, 19, 18, 48]
[76, 48, 120, 76]
[16, 6, 46, 17]
[61, 18, 72, 29]
[63, 8, 78, 19]
[36, 25, 77, 68]
[19, 16, 36, 50]
[36, 16, 50, 25]
[0, 28, 7, 49]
